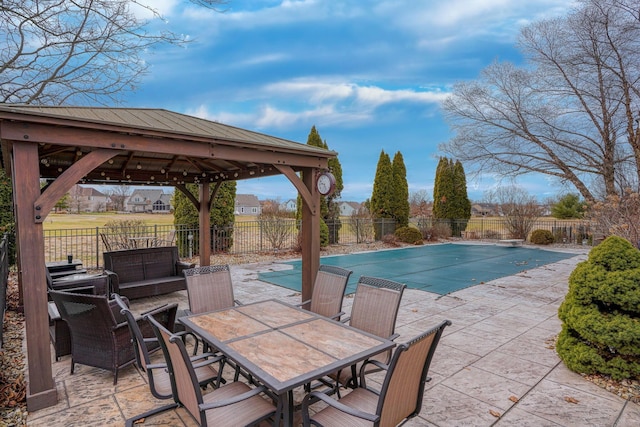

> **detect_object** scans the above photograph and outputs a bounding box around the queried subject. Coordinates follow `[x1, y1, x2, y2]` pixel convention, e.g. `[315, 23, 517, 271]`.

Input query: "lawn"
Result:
[43, 213, 175, 230]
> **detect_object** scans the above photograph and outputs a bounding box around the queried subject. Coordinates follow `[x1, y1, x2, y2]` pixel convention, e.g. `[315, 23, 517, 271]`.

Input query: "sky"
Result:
[121, 0, 577, 203]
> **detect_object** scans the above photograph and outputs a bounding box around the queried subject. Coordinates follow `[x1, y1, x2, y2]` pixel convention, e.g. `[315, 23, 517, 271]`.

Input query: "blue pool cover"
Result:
[257, 243, 577, 295]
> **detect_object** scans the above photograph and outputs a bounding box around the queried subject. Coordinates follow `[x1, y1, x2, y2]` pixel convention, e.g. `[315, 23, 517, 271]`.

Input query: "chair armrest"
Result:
[340, 316, 350, 324]
[176, 261, 195, 275]
[359, 359, 389, 390]
[191, 354, 225, 369]
[141, 303, 169, 317]
[389, 333, 400, 341]
[302, 391, 379, 423]
[190, 352, 220, 362]
[109, 297, 129, 323]
[146, 362, 168, 370]
[104, 270, 120, 294]
[328, 311, 345, 321]
[296, 299, 311, 308]
[199, 385, 268, 411]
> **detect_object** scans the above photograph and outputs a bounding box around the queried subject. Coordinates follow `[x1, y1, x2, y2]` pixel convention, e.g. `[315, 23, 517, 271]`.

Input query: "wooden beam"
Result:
[12, 142, 58, 410]
[299, 167, 320, 304]
[275, 165, 316, 215]
[33, 149, 121, 222]
[2, 122, 333, 168]
[175, 184, 200, 211]
[199, 182, 211, 267]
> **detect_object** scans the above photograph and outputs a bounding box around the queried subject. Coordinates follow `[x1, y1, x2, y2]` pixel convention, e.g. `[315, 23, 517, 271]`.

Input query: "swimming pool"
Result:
[257, 243, 577, 295]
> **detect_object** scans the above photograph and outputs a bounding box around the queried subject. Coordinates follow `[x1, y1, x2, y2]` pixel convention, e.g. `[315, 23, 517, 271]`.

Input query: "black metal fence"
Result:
[0, 232, 10, 348]
[42, 217, 594, 269]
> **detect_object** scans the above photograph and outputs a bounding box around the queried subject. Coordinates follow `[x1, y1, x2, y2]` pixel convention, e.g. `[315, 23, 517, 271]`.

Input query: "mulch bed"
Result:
[0, 271, 27, 426]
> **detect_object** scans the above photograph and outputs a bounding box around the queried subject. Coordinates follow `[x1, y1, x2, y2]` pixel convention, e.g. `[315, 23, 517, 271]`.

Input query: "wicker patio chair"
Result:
[46, 267, 111, 296]
[112, 294, 222, 427]
[48, 290, 175, 384]
[335, 276, 406, 391]
[46, 272, 111, 361]
[146, 315, 280, 427]
[302, 320, 451, 427]
[298, 265, 352, 320]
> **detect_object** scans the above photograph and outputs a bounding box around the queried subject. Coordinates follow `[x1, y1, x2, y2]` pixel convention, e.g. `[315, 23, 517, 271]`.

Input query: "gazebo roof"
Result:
[0, 104, 335, 186]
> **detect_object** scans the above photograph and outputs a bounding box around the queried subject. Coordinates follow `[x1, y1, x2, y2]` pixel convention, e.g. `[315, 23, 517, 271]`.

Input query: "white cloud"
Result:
[130, 0, 180, 19]
[265, 79, 448, 107]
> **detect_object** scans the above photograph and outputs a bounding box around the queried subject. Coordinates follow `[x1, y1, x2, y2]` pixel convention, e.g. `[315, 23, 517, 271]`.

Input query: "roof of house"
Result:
[71, 185, 107, 198]
[235, 194, 260, 206]
[129, 189, 165, 203]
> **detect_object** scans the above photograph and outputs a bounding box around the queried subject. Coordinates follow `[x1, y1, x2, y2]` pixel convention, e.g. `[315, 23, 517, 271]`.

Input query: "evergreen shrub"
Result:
[556, 236, 640, 380]
[395, 226, 423, 244]
[530, 229, 555, 245]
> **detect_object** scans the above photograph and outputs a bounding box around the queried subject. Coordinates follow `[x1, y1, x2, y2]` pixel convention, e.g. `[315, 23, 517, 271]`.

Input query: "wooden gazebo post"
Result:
[12, 141, 57, 409]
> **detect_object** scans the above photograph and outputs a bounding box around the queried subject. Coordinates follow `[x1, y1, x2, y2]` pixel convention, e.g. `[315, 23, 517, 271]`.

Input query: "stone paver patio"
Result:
[27, 245, 640, 426]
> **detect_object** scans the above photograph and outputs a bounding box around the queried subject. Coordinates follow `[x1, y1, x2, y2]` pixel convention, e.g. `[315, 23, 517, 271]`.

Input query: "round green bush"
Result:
[557, 235, 640, 380]
[394, 226, 423, 244]
[530, 229, 554, 245]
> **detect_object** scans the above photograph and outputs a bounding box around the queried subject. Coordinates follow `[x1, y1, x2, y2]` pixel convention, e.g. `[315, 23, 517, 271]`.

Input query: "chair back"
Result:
[309, 265, 352, 318]
[147, 315, 205, 424]
[376, 320, 451, 426]
[49, 290, 117, 333]
[349, 276, 405, 340]
[184, 265, 234, 314]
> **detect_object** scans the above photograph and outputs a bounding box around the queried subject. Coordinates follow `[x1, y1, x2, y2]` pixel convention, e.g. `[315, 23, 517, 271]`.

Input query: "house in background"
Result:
[67, 185, 109, 212]
[471, 203, 497, 217]
[235, 194, 261, 215]
[338, 201, 361, 217]
[126, 189, 173, 213]
[280, 199, 297, 212]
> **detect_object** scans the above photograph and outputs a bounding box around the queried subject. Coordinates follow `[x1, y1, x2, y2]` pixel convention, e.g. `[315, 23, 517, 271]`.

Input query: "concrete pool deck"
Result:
[27, 245, 640, 426]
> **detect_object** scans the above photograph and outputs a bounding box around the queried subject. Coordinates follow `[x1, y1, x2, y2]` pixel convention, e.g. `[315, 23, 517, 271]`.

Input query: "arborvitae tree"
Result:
[370, 150, 394, 239]
[451, 160, 471, 233]
[173, 181, 236, 255]
[326, 144, 344, 244]
[432, 157, 471, 236]
[432, 157, 454, 220]
[391, 151, 410, 229]
[296, 125, 343, 246]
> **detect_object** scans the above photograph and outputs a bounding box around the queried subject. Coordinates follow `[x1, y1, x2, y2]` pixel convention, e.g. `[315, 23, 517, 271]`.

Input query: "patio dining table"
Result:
[180, 299, 395, 427]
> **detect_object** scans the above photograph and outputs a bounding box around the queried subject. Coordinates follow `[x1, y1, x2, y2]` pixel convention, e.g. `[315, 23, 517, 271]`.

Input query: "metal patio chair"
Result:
[334, 276, 406, 391]
[302, 320, 451, 427]
[184, 264, 241, 315]
[147, 315, 280, 427]
[299, 265, 353, 320]
[112, 294, 222, 427]
[182, 264, 245, 377]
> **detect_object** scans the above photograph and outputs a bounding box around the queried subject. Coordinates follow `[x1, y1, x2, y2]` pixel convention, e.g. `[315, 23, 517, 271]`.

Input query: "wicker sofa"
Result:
[103, 246, 194, 300]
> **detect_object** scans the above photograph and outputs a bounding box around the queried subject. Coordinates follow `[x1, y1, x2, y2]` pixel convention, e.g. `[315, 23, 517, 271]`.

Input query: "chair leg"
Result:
[125, 402, 179, 427]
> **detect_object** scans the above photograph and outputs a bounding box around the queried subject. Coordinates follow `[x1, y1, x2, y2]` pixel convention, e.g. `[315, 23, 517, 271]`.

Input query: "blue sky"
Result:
[123, 0, 576, 202]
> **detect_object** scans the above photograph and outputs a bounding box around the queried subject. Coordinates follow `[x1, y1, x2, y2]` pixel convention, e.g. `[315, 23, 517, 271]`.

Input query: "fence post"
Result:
[95, 227, 100, 269]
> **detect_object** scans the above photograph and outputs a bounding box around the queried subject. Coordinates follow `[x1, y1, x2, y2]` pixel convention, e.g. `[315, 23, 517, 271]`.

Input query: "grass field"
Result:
[43, 213, 175, 230]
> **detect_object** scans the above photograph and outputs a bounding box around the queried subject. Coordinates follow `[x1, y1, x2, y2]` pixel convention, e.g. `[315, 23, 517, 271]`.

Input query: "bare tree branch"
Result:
[0, 0, 225, 105]
[441, 0, 640, 203]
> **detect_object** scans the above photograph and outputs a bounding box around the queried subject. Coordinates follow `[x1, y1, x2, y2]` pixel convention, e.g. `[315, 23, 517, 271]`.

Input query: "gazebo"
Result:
[0, 104, 336, 410]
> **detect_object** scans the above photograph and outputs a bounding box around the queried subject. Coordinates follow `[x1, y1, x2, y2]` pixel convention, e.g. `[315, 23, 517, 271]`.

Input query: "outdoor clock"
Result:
[316, 171, 336, 196]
